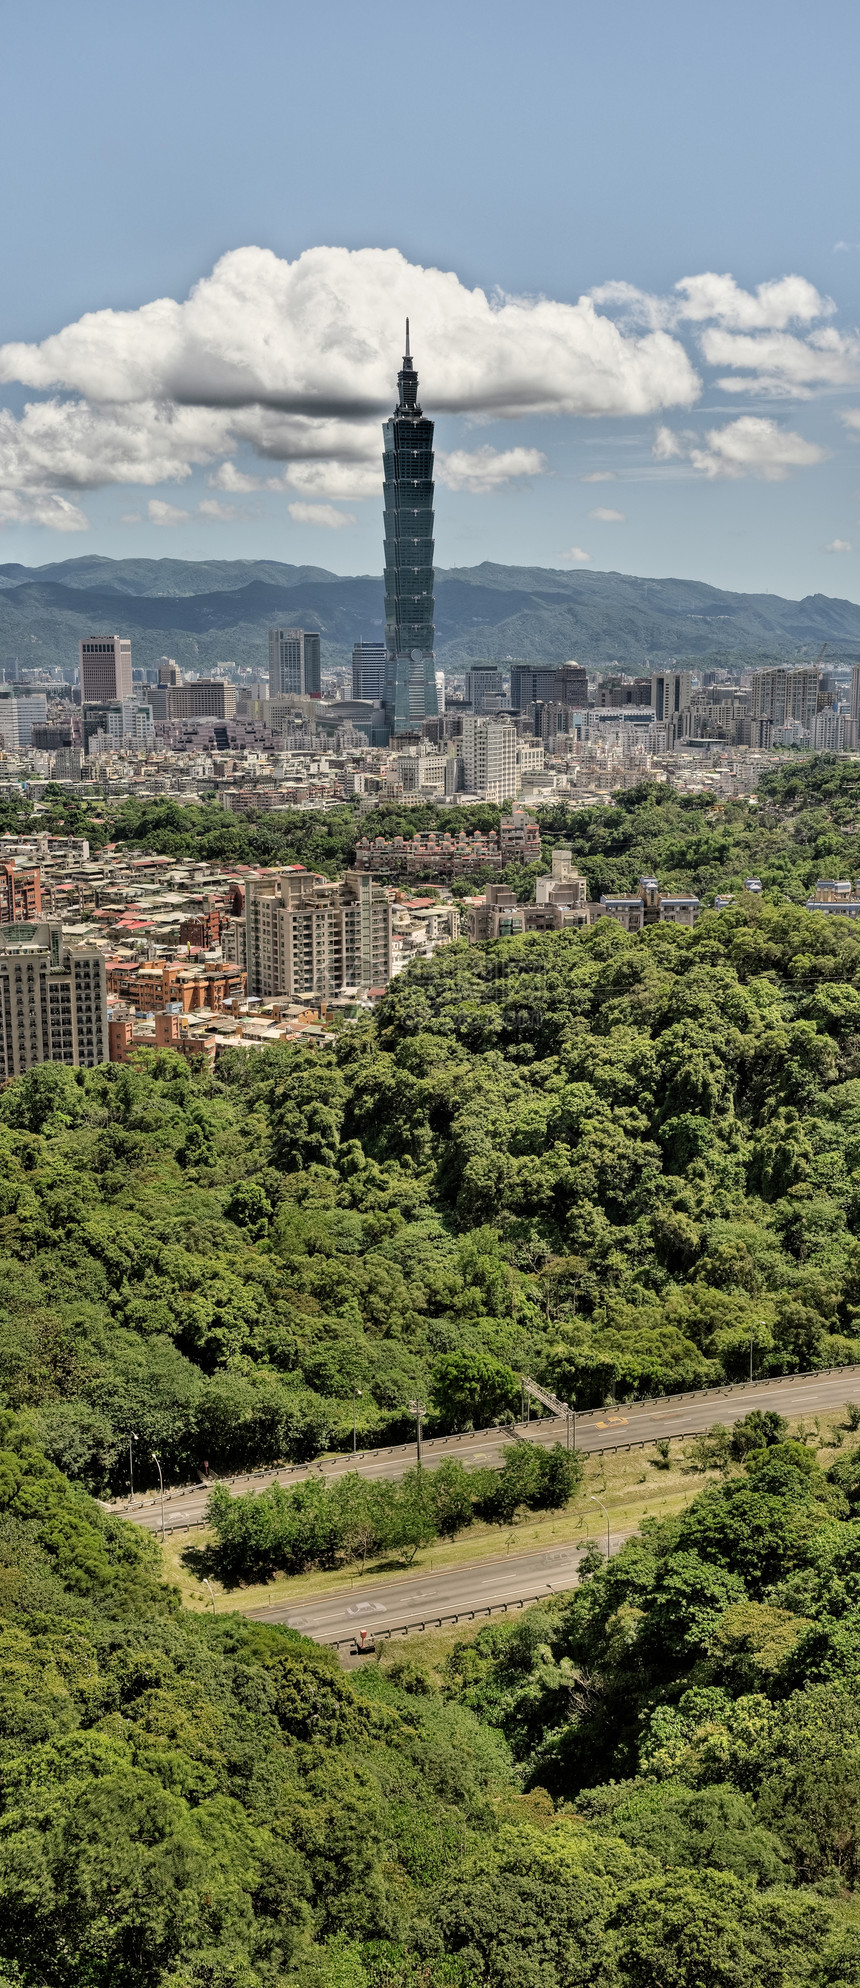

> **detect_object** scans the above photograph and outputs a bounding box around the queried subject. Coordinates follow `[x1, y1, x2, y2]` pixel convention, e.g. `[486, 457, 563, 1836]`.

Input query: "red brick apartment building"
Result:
[105, 959, 246, 1013]
[0, 865, 41, 923]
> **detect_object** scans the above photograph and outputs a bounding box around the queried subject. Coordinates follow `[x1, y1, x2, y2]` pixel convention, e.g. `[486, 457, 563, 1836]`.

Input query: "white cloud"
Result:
[841, 409, 860, 433]
[0, 488, 88, 530]
[0, 247, 851, 526]
[148, 498, 191, 526]
[594, 273, 849, 399]
[580, 470, 616, 482]
[208, 460, 262, 493]
[592, 271, 832, 335]
[436, 445, 548, 493]
[288, 501, 356, 529]
[674, 273, 831, 329]
[0, 245, 700, 424]
[653, 425, 686, 460]
[653, 416, 828, 481]
[825, 538, 852, 552]
[0, 397, 231, 491]
[589, 505, 626, 522]
[120, 511, 143, 524]
[198, 498, 239, 520]
[283, 457, 379, 500]
[560, 546, 592, 563]
[703, 325, 860, 397]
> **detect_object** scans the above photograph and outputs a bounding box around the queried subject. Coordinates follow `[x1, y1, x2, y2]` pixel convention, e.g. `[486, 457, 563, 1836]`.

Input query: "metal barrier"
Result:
[327, 1591, 552, 1652]
[106, 1362, 860, 1521]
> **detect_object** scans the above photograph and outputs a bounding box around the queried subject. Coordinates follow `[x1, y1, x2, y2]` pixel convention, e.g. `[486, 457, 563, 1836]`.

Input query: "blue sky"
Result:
[3, 0, 860, 599]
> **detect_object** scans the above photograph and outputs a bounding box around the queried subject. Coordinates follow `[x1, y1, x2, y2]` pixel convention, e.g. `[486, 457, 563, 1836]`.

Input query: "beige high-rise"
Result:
[79, 636, 132, 702]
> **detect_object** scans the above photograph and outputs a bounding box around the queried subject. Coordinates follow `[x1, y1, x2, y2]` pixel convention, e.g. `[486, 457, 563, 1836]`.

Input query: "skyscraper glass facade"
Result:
[382, 325, 438, 735]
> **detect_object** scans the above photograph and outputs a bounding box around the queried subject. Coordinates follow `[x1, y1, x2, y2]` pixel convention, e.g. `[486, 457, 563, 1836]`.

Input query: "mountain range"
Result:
[2, 555, 860, 675]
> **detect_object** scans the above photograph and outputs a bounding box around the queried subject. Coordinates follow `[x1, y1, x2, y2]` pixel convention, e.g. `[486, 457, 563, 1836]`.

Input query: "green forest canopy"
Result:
[6, 1402, 860, 1983]
[3, 888, 860, 1493]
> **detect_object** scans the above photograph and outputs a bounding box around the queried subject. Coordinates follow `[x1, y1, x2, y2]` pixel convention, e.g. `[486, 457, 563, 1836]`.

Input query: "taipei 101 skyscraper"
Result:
[382, 323, 439, 735]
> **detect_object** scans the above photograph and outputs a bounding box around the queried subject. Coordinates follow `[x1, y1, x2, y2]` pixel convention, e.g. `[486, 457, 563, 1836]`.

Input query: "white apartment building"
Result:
[244, 869, 393, 998]
[462, 715, 518, 802]
[516, 740, 545, 777]
[396, 749, 451, 792]
[535, 845, 587, 907]
[0, 921, 107, 1078]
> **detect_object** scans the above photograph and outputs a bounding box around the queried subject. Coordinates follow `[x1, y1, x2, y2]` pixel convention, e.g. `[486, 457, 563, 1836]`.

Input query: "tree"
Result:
[430, 1351, 519, 1431]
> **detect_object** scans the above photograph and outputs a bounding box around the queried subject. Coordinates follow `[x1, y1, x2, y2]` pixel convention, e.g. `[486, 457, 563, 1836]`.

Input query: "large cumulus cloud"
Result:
[0, 247, 847, 527]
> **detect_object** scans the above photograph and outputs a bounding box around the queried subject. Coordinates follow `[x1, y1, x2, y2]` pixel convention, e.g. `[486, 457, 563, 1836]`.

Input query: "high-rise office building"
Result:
[466, 666, 504, 713]
[651, 671, 692, 722]
[751, 666, 821, 732]
[0, 921, 107, 1078]
[0, 691, 48, 750]
[352, 642, 387, 700]
[511, 664, 587, 711]
[268, 628, 322, 700]
[79, 637, 132, 702]
[382, 324, 438, 735]
[850, 666, 860, 746]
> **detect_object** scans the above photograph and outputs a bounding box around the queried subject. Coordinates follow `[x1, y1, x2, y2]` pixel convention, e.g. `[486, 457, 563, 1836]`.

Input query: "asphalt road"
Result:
[243, 1535, 631, 1651]
[117, 1365, 860, 1534]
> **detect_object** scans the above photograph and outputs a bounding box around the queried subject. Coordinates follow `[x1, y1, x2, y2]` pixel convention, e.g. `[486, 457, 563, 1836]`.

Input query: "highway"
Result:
[243, 1534, 632, 1652]
[116, 1365, 860, 1534]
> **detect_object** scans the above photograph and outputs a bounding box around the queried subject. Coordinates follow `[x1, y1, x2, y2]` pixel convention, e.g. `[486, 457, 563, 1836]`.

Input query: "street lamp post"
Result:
[589, 1495, 610, 1564]
[151, 1450, 165, 1539]
[353, 1389, 363, 1458]
[128, 1431, 138, 1508]
[409, 1399, 427, 1469]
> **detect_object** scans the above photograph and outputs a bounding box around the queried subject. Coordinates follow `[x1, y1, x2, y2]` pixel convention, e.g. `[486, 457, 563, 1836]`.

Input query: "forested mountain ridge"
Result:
[3, 890, 860, 1496]
[5, 1405, 860, 1984]
[2, 553, 860, 670]
[4, 767, 860, 1980]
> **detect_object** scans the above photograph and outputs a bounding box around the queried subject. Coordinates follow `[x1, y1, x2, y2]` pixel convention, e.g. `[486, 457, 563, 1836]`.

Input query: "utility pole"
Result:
[590, 1495, 610, 1564]
[128, 1431, 137, 1509]
[151, 1450, 165, 1539]
[353, 1389, 362, 1458]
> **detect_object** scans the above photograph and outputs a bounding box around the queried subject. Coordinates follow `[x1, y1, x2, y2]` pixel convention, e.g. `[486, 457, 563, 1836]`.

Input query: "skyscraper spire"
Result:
[396, 321, 420, 413]
[382, 329, 437, 735]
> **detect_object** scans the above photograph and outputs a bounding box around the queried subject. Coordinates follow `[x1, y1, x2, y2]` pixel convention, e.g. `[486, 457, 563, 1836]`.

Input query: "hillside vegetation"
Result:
[4, 1406, 860, 1983]
[3, 881, 860, 1493]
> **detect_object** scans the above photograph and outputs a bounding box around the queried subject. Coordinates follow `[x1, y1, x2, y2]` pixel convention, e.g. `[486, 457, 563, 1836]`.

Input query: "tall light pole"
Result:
[409, 1399, 427, 1469]
[128, 1431, 138, 1509]
[353, 1389, 362, 1458]
[590, 1495, 610, 1564]
[151, 1450, 165, 1539]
